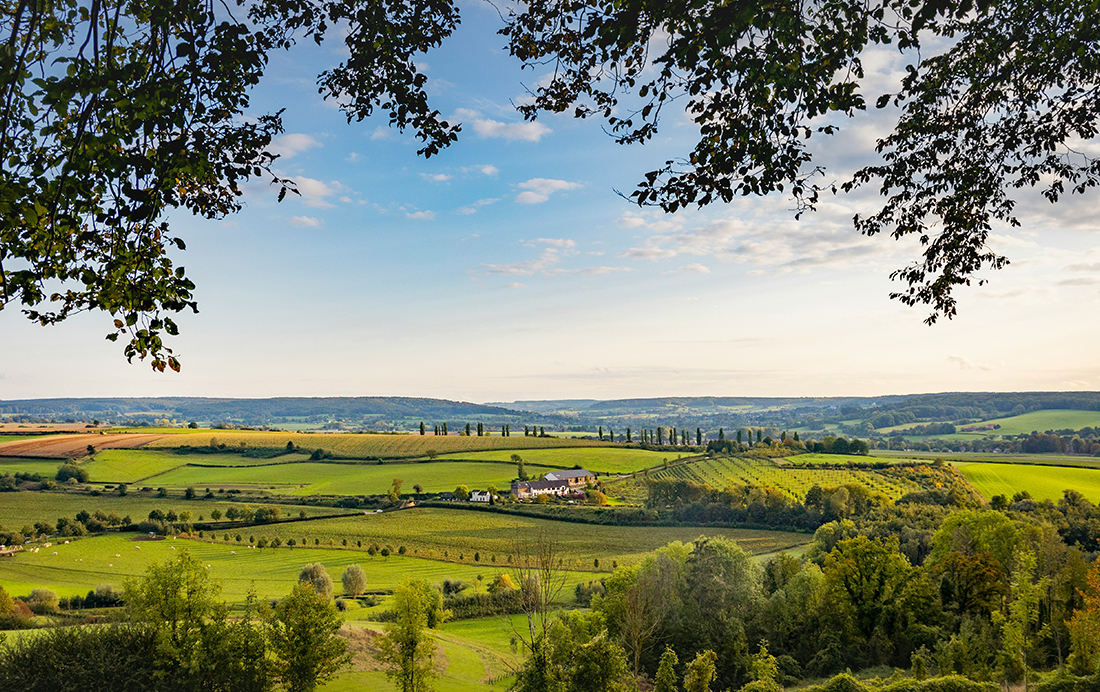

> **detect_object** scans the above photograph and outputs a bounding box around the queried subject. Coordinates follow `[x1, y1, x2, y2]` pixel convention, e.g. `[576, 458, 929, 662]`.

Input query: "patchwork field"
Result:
[435, 447, 684, 473]
[234, 508, 809, 567]
[957, 462, 1100, 502]
[874, 409, 1100, 441]
[80, 449, 318, 483]
[142, 461, 554, 496]
[142, 431, 613, 459]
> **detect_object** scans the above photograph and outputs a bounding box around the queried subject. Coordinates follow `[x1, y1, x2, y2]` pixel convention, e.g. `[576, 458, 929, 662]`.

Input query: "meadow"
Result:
[79, 449, 321, 483]
[141, 461, 556, 496]
[873, 409, 1100, 441]
[434, 447, 685, 473]
[143, 431, 611, 459]
[232, 507, 809, 567]
[0, 457, 68, 477]
[0, 532, 587, 602]
[956, 462, 1100, 502]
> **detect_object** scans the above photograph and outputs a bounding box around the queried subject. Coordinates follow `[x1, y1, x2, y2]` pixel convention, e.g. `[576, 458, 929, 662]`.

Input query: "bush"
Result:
[299, 563, 334, 598]
[55, 464, 89, 483]
[25, 587, 59, 614]
[341, 565, 367, 597]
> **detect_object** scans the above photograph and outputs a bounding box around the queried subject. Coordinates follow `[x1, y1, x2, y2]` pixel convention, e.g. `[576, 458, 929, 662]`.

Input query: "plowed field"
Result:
[0, 433, 166, 458]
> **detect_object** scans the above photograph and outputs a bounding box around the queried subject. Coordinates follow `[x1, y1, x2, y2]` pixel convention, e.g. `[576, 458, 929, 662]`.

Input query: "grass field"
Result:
[874, 409, 1100, 441]
[141, 461, 554, 496]
[0, 532, 579, 602]
[957, 463, 1100, 502]
[235, 507, 809, 567]
[434, 447, 684, 473]
[79, 450, 323, 483]
[142, 431, 613, 459]
[0, 457, 67, 477]
[0, 491, 344, 532]
[874, 450, 1100, 469]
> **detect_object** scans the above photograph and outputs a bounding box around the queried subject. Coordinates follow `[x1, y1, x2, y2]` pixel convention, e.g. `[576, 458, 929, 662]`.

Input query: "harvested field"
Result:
[0, 433, 167, 459]
[144, 431, 613, 459]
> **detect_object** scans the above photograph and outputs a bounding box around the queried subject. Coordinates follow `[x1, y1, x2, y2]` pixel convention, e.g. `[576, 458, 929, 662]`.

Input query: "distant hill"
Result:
[0, 397, 530, 427]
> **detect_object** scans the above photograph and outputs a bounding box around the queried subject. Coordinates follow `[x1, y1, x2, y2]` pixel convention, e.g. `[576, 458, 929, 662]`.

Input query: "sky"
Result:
[2, 3, 1099, 402]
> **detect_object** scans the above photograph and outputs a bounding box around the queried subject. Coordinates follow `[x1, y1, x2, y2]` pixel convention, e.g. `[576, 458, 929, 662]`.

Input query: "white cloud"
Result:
[454, 108, 552, 142]
[406, 210, 436, 220]
[515, 178, 582, 204]
[289, 216, 321, 228]
[421, 173, 452, 182]
[1059, 277, 1100, 286]
[947, 356, 993, 371]
[456, 198, 500, 215]
[532, 238, 576, 248]
[370, 126, 393, 141]
[346, 152, 360, 162]
[1065, 262, 1100, 272]
[480, 165, 499, 176]
[268, 134, 322, 159]
[294, 177, 345, 209]
[506, 282, 526, 289]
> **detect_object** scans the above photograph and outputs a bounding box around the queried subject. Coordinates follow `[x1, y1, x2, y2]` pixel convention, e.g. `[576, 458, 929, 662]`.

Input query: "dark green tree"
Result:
[419, 422, 425, 436]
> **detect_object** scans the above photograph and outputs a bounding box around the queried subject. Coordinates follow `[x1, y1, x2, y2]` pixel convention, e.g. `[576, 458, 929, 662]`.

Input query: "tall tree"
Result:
[268, 582, 350, 692]
[998, 551, 1049, 691]
[599, 426, 604, 441]
[419, 422, 425, 436]
[697, 428, 702, 446]
[378, 580, 442, 692]
[655, 647, 680, 692]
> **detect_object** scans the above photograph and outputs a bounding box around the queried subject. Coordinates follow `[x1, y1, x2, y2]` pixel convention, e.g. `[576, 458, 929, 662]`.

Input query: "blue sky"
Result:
[2, 3, 1099, 401]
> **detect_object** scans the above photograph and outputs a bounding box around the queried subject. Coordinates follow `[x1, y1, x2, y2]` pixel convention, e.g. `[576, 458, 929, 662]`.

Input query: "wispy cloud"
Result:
[289, 216, 321, 228]
[667, 263, 711, 274]
[482, 247, 629, 277]
[406, 210, 436, 220]
[947, 355, 993, 371]
[295, 177, 346, 209]
[515, 178, 582, 204]
[456, 198, 501, 215]
[1065, 262, 1100, 273]
[421, 173, 452, 182]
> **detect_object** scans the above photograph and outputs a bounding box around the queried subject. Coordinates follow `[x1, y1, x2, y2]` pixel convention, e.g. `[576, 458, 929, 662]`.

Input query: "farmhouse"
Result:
[469, 490, 492, 503]
[510, 478, 571, 500]
[543, 468, 595, 489]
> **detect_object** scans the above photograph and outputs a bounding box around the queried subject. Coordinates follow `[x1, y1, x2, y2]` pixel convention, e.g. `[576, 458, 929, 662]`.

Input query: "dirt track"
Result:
[0, 433, 166, 458]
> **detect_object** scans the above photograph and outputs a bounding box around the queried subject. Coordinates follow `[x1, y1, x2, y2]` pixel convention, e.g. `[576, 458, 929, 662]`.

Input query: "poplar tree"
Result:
[657, 428, 664, 445]
[718, 428, 725, 441]
[465, 423, 471, 436]
[609, 429, 615, 443]
[736, 430, 742, 444]
[598, 426, 604, 441]
[696, 428, 702, 445]
[419, 422, 425, 436]
[627, 428, 632, 443]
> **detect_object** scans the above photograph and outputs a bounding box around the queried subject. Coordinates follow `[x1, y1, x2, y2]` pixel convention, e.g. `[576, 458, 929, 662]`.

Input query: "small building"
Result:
[470, 490, 492, 503]
[543, 469, 595, 489]
[437, 492, 456, 502]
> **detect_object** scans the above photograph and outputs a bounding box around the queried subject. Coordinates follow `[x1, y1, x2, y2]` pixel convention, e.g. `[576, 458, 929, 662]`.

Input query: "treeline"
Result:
[510, 488, 1100, 691]
[877, 430, 1100, 456]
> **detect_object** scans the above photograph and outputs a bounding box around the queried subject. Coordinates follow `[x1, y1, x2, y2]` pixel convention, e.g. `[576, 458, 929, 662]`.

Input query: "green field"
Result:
[140, 461, 553, 496]
[0, 457, 67, 476]
[435, 447, 684, 473]
[142, 431, 613, 459]
[874, 409, 1100, 441]
[643, 456, 919, 501]
[0, 532, 577, 602]
[957, 462, 1100, 502]
[79, 449, 324, 483]
[0, 490, 344, 531]
[874, 450, 1100, 469]
[236, 507, 808, 567]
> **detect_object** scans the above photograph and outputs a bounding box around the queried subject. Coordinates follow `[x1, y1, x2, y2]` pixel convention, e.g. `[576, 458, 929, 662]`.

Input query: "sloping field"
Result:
[435, 447, 682, 473]
[0, 491, 344, 532]
[958, 462, 1100, 502]
[647, 456, 919, 501]
[966, 409, 1100, 436]
[0, 457, 66, 477]
[0, 433, 166, 458]
[239, 508, 809, 566]
[143, 461, 553, 496]
[144, 431, 612, 459]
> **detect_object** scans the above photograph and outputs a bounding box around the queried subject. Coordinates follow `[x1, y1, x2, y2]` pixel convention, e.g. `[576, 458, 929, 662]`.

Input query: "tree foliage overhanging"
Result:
[3, 0, 1098, 366]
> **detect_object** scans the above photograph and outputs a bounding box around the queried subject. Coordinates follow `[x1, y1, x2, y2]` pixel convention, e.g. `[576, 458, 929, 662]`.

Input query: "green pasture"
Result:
[0, 490, 342, 532]
[0, 532, 577, 603]
[0, 457, 66, 476]
[237, 507, 808, 567]
[141, 461, 553, 496]
[957, 463, 1100, 503]
[80, 450, 320, 483]
[874, 450, 1100, 469]
[968, 409, 1100, 436]
[435, 447, 683, 473]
